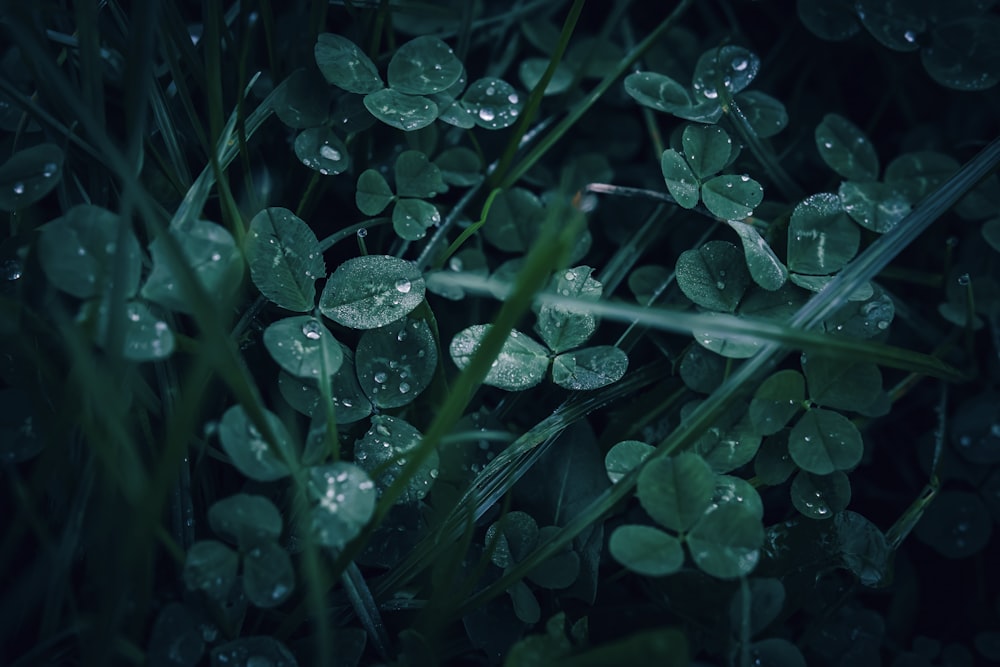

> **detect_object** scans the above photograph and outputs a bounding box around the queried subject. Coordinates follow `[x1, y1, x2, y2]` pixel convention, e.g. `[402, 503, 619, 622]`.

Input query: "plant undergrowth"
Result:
[2, 1, 1000, 665]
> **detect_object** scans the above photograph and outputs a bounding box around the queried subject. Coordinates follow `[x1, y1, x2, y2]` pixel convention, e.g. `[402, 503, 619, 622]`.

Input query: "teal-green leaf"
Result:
[274, 68, 330, 128]
[208, 493, 283, 548]
[637, 452, 715, 533]
[318, 255, 425, 329]
[356, 169, 395, 216]
[388, 36, 463, 95]
[263, 316, 343, 379]
[922, 16, 1000, 91]
[356, 316, 437, 408]
[218, 405, 293, 482]
[884, 151, 959, 202]
[675, 240, 751, 313]
[734, 90, 788, 138]
[686, 504, 764, 579]
[609, 525, 684, 577]
[142, 220, 243, 314]
[605, 440, 655, 484]
[834, 510, 892, 586]
[0, 143, 63, 211]
[749, 369, 805, 436]
[38, 205, 142, 299]
[243, 541, 295, 608]
[914, 490, 993, 558]
[725, 219, 787, 291]
[790, 470, 851, 520]
[277, 349, 372, 424]
[701, 174, 764, 220]
[838, 181, 910, 233]
[796, 0, 861, 41]
[294, 127, 350, 175]
[315, 33, 383, 94]
[551, 345, 628, 391]
[183, 540, 238, 601]
[754, 433, 796, 485]
[786, 193, 860, 275]
[535, 266, 602, 353]
[77, 298, 176, 361]
[525, 527, 580, 590]
[802, 354, 883, 412]
[435, 147, 483, 186]
[245, 207, 325, 312]
[354, 415, 438, 504]
[815, 114, 880, 181]
[450, 325, 549, 391]
[395, 150, 447, 198]
[363, 88, 438, 131]
[308, 462, 377, 548]
[788, 408, 864, 475]
[482, 187, 545, 252]
[682, 124, 734, 179]
[660, 149, 699, 209]
[486, 511, 539, 568]
[623, 71, 692, 113]
[461, 77, 522, 129]
[691, 45, 760, 101]
[393, 198, 441, 241]
[628, 264, 670, 305]
[687, 400, 762, 473]
[713, 475, 764, 519]
[855, 0, 924, 52]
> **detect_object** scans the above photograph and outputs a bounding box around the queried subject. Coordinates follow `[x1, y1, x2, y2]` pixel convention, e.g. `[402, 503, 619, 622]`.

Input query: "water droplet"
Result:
[740, 174, 750, 182]
[564, 271, 576, 281]
[731, 57, 749, 71]
[716, 281, 726, 290]
[507, 93, 519, 104]
[395, 278, 412, 293]
[904, 30, 916, 43]
[302, 319, 323, 340]
[398, 382, 410, 394]
[478, 107, 495, 122]
[957, 273, 970, 286]
[12, 182, 24, 195]
[42, 162, 58, 178]
[485, 85, 496, 96]
[704, 89, 719, 99]
[3, 259, 22, 281]
[449, 256, 463, 271]
[374, 371, 387, 384]
[357, 228, 368, 238]
[320, 145, 341, 161]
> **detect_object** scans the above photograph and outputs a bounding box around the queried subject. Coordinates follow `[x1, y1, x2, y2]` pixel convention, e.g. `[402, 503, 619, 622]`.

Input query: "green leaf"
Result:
[364, 88, 438, 131]
[354, 415, 438, 504]
[637, 452, 715, 533]
[701, 174, 764, 220]
[688, 400, 762, 473]
[535, 266, 602, 353]
[628, 264, 670, 305]
[788, 408, 864, 475]
[786, 193, 860, 275]
[725, 220, 788, 291]
[790, 470, 851, 520]
[308, 462, 377, 548]
[294, 127, 350, 175]
[915, 490, 993, 559]
[277, 349, 373, 424]
[802, 354, 883, 412]
[624, 71, 692, 112]
[686, 504, 764, 579]
[76, 297, 176, 361]
[508, 580, 541, 624]
[691, 45, 760, 101]
[734, 90, 788, 138]
[461, 77, 522, 129]
[796, 0, 861, 41]
[263, 316, 343, 379]
[208, 494, 283, 548]
[388, 36, 463, 95]
[395, 150, 447, 197]
[822, 288, 895, 338]
[526, 527, 580, 589]
[834, 510, 892, 586]
[273, 68, 330, 128]
[0, 143, 63, 211]
[482, 187, 545, 252]
[713, 475, 764, 519]
[245, 207, 325, 312]
[693, 312, 764, 359]
[434, 147, 483, 186]
[393, 198, 441, 241]
[922, 16, 1000, 90]
[679, 345, 726, 394]
[551, 346, 628, 391]
[486, 511, 539, 568]
[682, 124, 734, 179]
[749, 369, 805, 436]
[38, 205, 142, 299]
[142, 220, 243, 314]
[356, 170, 395, 215]
[450, 325, 549, 391]
[356, 316, 438, 409]
[519, 57, 574, 96]
[315, 33, 383, 94]
[605, 440, 655, 484]
[243, 542, 295, 608]
[218, 405, 293, 482]
[729, 578, 786, 638]
[884, 151, 959, 202]
[183, 540, 238, 600]
[838, 180, 910, 233]
[319, 255, 425, 329]
[754, 433, 796, 485]
[675, 240, 751, 313]
[855, 0, 924, 52]
[660, 149, 700, 209]
[815, 114, 880, 181]
[609, 525, 684, 577]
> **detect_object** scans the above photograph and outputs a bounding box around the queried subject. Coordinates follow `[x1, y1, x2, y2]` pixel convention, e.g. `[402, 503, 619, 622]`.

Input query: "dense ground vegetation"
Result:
[2, 1, 1000, 665]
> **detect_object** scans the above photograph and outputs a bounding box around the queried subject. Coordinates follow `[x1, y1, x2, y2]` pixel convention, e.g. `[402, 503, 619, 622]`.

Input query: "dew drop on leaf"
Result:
[301, 320, 323, 340]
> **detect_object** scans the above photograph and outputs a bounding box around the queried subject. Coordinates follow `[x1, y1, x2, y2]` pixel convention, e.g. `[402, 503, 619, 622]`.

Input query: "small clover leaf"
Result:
[535, 266, 602, 353]
[392, 198, 441, 240]
[725, 219, 788, 291]
[675, 240, 751, 313]
[308, 462, 377, 548]
[701, 174, 764, 220]
[355, 169, 395, 215]
[815, 113, 880, 181]
[749, 369, 806, 436]
[354, 415, 438, 504]
[363, 88, 438, 131]
[691, 45, 761, 101]
[387, 36, 463, 95]
[318, 255, 425, 330]
[243, 541, 295, 608]
[788, 408, 864, 475]
[605, 440, 655, 484]
[450, 325, 549, 391]
[609, 525, 684, 577]
[0, 143, 63, 212]
[315, 33, 383, 94]
[461, 77, 522, 129]
[787, 193, 860, 275]
[790, 470, 852, 520]
[637, 452, 715, 534]
[208, 494, 283, 549]
[624, 71, 692, 113]
[551, 345, 628, 390]
[183, 540, 238, 601]
[263, 316, 343, 379]
[486, 511, 539, 568]
[218, 405, 294, 482]
[660, 149, 700, 209]
[686, 504, 764, 579]
[294, 128, 350, 175]
[802, 355, 883, 413]
[681, 124, 734, 179]
[356, 316, 437, 409]
[245, 207, 325, 312]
